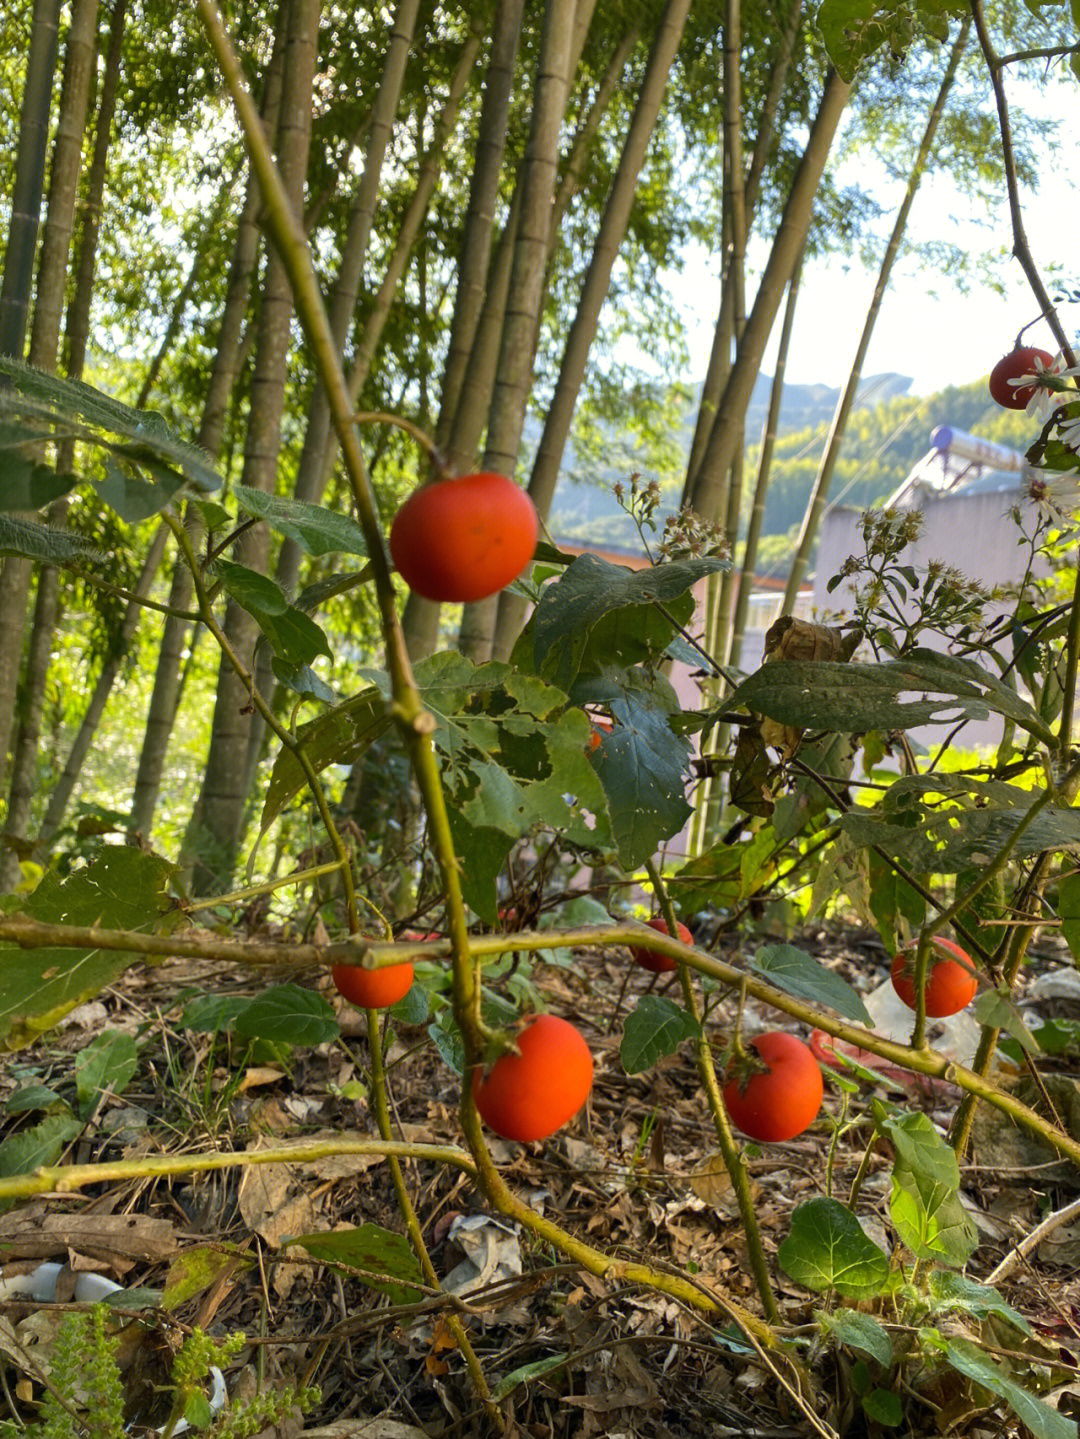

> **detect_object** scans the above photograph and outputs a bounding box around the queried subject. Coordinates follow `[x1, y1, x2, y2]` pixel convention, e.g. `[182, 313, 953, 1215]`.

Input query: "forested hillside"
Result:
[549, 368, 1040, 564]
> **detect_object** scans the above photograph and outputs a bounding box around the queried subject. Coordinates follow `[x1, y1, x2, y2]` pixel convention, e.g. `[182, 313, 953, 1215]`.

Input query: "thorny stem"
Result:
[7, 911, 1080, 1168]
[350, 410, 445, 475]
[183, 860, 346, 913]
[0, 1139, 479, 1198]
[68, 564, 200, 622]
[165, 513, 361, 934]
[1056, 563, 1080, 756]
[189, 0, 788, 1387]
[364, 1009, 503, 1431]
[647, 859, 780, 1324]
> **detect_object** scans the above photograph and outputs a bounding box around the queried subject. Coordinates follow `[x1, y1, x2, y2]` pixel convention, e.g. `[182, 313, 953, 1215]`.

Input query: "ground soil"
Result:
[1, 921, 1079, 1439]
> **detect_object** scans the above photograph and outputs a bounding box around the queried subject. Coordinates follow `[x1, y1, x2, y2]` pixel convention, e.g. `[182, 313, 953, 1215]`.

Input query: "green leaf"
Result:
[179, 994, 249, 1032]
[416, 654, 613, 855]
[942, 1336, 1078, 1439]
[95, 460, 185, 522]
[258, 686, 388, 843]
[751, 944, 873, 1025]
[777, 1198, 890, 1299]
[162, 1244, 255, 1311]
[867, 851, 926, 956]
[389, 982, 429, 1026]
[532, 553, 727, 690]
[0, 513, 108, 565]
[841, 774, 1080, 874]
[673, 842, 746, 910]
[232, 985, 339, 1047]
[0, 356, 223, 494]
[493, 1354, 567, 1401]
[0, 452, 78, 510]
[192, 499, 232, 531]
[0, 848, 176, 1050]
[817, 1308, 893, 1366]
[215, 560, 332, 666]
[0, 1113, 82, 1197]
[445, 810, 514, 925]
[927, 1271, 1032, 1335]
[862, 1389, 903, 1426]
[882, 1112, 977, 1266]
[183, 1392, 213, 1429]
[234, 485, 369, 557]
[728, 648, 1054, 748]
[620, 995, 700, 1074]
[293, 568, 372, 613]
[1058, 872, 1080, 962]
[592, 690, 692, 869]
[75, 1030, 138, 1118]
[102, 1285, 162, 1309]
[5, 1084, 65, 1114]
[270, 658, 338, 705]
[429, 1012, 466, 1074]
[815, 0, 965, 80]
[973, 989, 1039, 1053]
[284, 1223, 424, 1306]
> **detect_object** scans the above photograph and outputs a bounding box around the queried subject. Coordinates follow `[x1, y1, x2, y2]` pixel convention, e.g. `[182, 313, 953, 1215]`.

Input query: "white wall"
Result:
[814, 484, 1043, 752]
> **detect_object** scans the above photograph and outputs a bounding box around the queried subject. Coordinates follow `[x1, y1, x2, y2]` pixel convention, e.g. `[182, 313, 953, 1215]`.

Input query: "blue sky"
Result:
[663, 70, 1079, 399]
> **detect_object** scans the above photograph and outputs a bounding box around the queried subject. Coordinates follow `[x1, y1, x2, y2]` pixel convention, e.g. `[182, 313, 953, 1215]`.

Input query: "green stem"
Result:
[183, 860, 345, 913]
[164, 514, 360, 933]
[647, 858, 780, 1325]
[364, 1008, 502, 1431]
[69, 563, 200, 622]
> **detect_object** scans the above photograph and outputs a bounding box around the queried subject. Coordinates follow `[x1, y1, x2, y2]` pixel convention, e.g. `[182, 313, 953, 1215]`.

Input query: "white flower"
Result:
[1059, 405, 1080, 453]
[1009, 352, 1075, 418]
[1027, 466, 1080, 513]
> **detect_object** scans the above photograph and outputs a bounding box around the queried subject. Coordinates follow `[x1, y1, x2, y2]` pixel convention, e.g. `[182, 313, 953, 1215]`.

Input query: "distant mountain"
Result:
[546, 370, 915, 554]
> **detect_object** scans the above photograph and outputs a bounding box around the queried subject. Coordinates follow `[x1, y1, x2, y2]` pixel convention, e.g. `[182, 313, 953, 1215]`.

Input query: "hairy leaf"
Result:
[728, 648, 1053, 747]
[235, 485, 368, 557]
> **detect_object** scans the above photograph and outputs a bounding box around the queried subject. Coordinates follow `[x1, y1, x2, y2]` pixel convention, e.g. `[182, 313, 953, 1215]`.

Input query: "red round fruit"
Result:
[722, 1032, 824, 1143]
[472, 1014, 593, 1142]
[628, 916, 692, 974]
[389, 471, 539, 602]
[332, 960, 414, 1010]
[988, 346, 1054, 410]
[890, 937, 978, 1017]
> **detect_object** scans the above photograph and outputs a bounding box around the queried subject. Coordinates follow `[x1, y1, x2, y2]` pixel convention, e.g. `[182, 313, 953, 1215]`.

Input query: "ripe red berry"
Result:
[722, 1032, 824, 1142]
[627, 916, 693, 974]
[472, 1014, 593, 1142]
[988, 346, 1054, 410]
[332, 961, 415, 1010]
[890, 937, 978, 1017]
[389, 471, 539, 602]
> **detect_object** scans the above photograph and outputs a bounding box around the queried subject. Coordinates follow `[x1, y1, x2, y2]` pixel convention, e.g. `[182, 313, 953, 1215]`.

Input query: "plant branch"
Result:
[68, 563, 200, 622]
[648, 858, 780, 1324]
[164, 513, 360, 932]
[968, 0, 1077, 367]
[0, 1137, 476, 1200]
